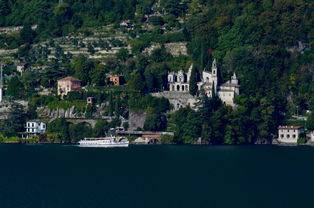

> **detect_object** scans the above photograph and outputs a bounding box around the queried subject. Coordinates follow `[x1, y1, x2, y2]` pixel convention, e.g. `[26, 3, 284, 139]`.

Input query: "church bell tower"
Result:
[211, 59, 218, 94]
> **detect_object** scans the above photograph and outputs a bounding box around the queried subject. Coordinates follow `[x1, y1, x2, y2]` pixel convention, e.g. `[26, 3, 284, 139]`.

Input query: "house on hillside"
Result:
[57, 76, 81, 96]
[87, 97, 96, 104]
[25, 120, 46, 136]
[278, 126, 305, 144]
[119, 20, 134, 30]
[109, 75, 125, 86]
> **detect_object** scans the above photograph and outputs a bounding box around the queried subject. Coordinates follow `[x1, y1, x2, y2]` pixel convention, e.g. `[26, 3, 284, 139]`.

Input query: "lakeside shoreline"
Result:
[2, 140, 314, 146]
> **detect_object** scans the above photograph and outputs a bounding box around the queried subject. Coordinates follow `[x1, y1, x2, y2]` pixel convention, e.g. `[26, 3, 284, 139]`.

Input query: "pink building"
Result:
[57, 76, 81, 96]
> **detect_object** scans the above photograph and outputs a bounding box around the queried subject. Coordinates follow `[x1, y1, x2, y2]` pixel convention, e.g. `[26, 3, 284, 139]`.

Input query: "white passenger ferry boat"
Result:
[78, 137, 129, 148]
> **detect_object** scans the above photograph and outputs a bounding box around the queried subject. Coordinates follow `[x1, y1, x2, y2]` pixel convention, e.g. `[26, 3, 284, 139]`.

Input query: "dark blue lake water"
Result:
[0, 144, 313, 208]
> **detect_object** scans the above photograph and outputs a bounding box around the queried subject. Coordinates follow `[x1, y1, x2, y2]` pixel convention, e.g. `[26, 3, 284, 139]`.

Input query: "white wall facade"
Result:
[26, 121, 46, 134]
[278, 126, 304, 143]
[311, 131, 314, 142]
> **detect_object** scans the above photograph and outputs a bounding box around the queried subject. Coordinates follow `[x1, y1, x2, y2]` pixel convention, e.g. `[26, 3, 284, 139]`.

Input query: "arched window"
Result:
[177, 85, 180, 91]
[182, 85, 184, 91]
[172, 85, 175, 91]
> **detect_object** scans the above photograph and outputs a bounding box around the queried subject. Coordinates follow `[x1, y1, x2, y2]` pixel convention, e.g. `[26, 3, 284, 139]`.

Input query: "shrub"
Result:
[160, 134, 174, 144]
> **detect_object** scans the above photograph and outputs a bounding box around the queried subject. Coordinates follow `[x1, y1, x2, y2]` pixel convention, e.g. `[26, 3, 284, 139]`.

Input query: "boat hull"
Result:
[79, 143, 129, 148]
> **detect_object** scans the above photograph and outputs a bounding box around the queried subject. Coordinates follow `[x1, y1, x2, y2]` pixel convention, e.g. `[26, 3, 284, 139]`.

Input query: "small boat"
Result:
[78, 137, 129, 148]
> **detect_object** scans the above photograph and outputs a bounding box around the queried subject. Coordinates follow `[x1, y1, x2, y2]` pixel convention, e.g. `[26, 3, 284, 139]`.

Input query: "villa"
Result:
[57, 76, 81, 96]
[26, 120, 46, 135]
[278, 126, 305, 143]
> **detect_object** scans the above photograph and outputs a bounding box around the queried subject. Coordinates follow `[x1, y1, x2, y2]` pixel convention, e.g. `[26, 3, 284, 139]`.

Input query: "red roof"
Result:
[278, 126, 303, 130]
[58, 76, 80, 82]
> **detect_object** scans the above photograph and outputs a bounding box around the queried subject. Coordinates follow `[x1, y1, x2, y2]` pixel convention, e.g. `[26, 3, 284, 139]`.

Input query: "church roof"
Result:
[219, 89, 235, 92]
[221, 82, 239, 87]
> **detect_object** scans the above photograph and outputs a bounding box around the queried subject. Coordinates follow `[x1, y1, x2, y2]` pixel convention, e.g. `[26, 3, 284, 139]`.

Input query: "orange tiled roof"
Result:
[58, 76, 80, 82]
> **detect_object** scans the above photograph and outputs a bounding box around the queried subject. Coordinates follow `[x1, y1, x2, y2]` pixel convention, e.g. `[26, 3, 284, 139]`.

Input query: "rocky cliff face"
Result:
[128, 110, 147, 131]
[144, 42, 188, 57]
[37, 103, 109, 119]
[0, 101, 28, 119]
[37, 106, 84, 118]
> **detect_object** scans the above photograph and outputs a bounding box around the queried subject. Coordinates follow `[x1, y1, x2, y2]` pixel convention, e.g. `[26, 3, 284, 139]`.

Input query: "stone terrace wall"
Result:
[151, 91, 197, 111]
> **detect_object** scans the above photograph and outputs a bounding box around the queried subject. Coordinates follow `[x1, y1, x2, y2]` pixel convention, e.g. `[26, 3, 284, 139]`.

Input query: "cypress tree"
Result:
[211, 82, 215, 97]
[189, 67, 198, 96]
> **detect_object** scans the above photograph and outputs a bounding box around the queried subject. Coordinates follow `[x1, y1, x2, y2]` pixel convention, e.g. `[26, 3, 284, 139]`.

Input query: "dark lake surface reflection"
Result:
[0, 144, 313, 208]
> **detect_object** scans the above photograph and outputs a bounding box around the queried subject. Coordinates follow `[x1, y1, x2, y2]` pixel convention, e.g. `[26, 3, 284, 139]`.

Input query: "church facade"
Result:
[165, 59, 240, 109]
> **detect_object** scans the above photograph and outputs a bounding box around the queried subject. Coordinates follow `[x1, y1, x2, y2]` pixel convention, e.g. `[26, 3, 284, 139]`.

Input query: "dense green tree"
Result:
[116, 48, 129, 62]
[144, 113, 167, 131]
[161, 0, 187, 17]
[69, 122, 92, 143]
[48, 118, 70, 143]
[93, 120, 110, 137]
[307, 113, 314, 131]
[189, 67, 198, 96]
[0, 0, 10, 16]
[171, 107, 201, 144]
[144, 70, 157, 92]
[149, 16, 164, 26]
[2, 103, 26, 137]
[20, 24, 36, 44]
[128, 71, 146, 93]
[87, 43, 95, 55]
[6, 76, 25, 99]
[72, 55, 95, 85]
[85, 104, 96, 119]
[91, 64, 106, 86]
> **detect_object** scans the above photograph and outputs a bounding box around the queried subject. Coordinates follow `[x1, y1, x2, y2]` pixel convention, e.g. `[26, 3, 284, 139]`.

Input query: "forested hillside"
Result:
[0, 0, 313, 144]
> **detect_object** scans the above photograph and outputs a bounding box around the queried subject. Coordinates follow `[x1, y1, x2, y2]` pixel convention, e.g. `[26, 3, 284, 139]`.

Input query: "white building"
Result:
[26, 120, 47, 135]
[168, 64, 192, 93]
[218, 73, 240, 106]
[278, 126, 305, 143]
[166, 59, 240, 108]
[310, 131, 314, 143]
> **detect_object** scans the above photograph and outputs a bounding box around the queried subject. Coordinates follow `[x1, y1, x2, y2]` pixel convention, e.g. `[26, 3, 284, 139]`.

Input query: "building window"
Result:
[292, 134, 296, 138]
[280, 134, 284, 138]
[287, 134, 290, 138]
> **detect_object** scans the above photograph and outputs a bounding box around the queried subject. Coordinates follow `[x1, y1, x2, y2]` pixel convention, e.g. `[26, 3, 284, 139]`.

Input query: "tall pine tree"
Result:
[189, 67, 198, 96]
